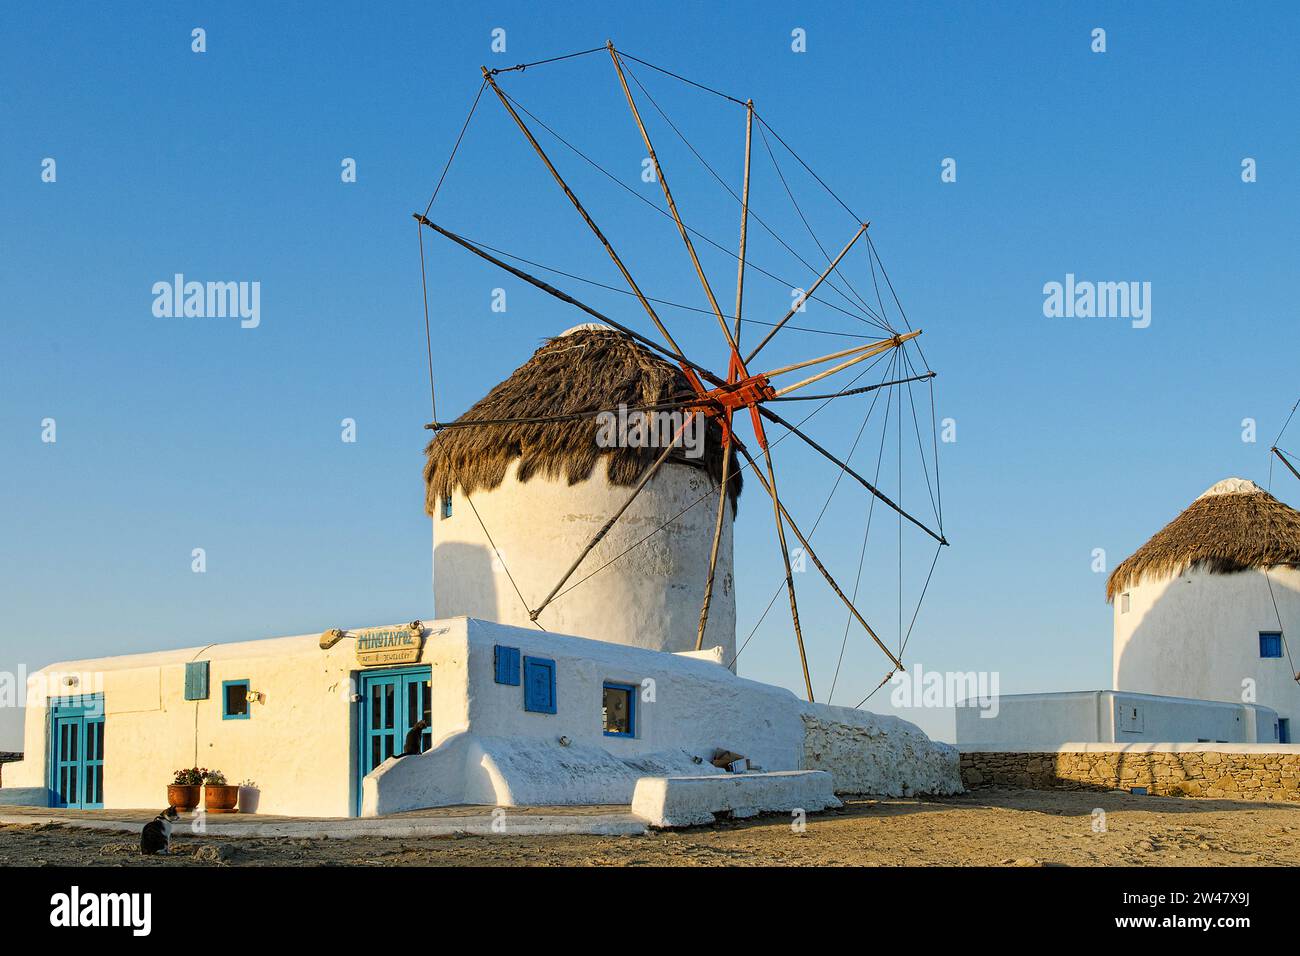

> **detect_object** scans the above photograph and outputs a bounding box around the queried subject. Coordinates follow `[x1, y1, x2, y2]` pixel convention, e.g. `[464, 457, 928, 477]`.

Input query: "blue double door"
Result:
[355, 667, 432, 814]
[49, 696, 105, 809]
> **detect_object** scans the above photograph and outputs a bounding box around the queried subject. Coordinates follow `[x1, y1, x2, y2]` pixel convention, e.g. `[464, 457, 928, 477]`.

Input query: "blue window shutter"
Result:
[184, 661, 210, 700]
[494, 645, 521, 685]
[523, 657, 556, 714]
[1260, 632, 1283, 658]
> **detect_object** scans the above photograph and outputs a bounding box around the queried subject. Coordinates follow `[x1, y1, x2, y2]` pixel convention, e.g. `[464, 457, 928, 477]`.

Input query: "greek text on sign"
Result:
[355, 627, 423, 666]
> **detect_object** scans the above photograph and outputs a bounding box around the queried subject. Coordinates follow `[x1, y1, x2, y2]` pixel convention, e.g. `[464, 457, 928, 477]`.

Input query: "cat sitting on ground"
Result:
[140, 806, 179, 855]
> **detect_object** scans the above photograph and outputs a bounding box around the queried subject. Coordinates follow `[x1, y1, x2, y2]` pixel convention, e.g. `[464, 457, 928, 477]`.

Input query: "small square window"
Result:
[222, 679, 251, 720]
[1120, 593, 1130, 613]
[1260, 632, 1283, 659]
[441, 495, 453, 519]
[602, 682, 636, 737]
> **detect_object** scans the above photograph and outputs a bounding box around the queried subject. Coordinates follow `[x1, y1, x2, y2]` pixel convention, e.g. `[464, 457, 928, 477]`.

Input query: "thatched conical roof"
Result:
[423, 325, 741, 516]
[1106, 477, 1300, 600]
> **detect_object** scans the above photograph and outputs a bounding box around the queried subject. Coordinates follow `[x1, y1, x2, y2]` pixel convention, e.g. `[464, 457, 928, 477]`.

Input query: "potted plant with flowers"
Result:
[169, 768, 205, 811]
[202, 769, 240, 813]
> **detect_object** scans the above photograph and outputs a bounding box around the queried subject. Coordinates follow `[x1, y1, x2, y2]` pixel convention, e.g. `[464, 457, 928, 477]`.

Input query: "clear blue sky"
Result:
[3, 2, 1298, 748]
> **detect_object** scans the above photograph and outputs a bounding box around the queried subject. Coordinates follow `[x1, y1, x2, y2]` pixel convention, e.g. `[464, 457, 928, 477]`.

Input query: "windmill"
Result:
[413, 41, 947, 706]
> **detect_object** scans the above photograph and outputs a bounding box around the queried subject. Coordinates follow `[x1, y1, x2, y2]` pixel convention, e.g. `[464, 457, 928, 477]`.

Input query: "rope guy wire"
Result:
[856, 540, 943, 707]
[828, 349, 897, 701]
[729, 351, 897, 670]
[462, 488, 545, 631]
[618, 49, 748, 106]
[868, 233, 932, 371]
[754, 119, 886, 329]
[484, 46, 608, 76]
[558, 348, 896, 618]
[418, 76, 489, 436]
[454, 232, 878, 341]
[619, 58, 890, 331]
[492, 85, 891, 333]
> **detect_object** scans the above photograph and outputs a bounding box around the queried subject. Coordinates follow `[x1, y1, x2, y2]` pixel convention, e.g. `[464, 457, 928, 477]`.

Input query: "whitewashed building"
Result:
[959, 477, 1300, 748]
[1, 327, 959, 816]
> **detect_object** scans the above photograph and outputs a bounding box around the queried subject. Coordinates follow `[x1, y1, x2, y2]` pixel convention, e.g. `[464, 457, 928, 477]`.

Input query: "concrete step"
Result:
[631, 770, 841, 828]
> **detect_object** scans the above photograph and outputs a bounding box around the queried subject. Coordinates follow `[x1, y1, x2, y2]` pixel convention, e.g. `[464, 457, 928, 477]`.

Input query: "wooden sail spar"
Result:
[414, 42, 947, 702]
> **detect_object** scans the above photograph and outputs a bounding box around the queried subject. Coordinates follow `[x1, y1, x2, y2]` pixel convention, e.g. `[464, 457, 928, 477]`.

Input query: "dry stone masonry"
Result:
[961, 749, 1300, 802]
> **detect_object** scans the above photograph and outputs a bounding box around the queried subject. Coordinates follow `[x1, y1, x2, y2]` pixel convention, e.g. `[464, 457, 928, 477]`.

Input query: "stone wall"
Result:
[961, 750, 1300, 801]
[801, 709, 963, 797]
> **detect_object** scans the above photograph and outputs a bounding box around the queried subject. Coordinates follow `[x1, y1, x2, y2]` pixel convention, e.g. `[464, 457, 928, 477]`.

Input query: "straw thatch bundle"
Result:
[1106, 478, 1300, 600]
[424, 326, 741, 515]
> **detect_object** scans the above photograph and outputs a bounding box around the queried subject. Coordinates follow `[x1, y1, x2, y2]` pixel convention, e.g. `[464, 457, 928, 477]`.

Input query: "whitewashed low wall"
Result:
[955, 690, 1281, 749]
[800, 703, 963, 796]
[364, 621, 963, 814]
[958, 741, 1300, 755]
[364, 734, 721, 815]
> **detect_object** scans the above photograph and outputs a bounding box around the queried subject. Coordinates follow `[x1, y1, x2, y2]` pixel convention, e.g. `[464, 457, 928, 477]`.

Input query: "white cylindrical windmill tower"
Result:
[425, 324, 741, 665]
[1108, 477, 1300, 740]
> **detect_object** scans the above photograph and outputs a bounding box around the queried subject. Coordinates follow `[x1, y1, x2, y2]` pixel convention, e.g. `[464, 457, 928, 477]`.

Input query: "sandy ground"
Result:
[2, 788, 1297, 867]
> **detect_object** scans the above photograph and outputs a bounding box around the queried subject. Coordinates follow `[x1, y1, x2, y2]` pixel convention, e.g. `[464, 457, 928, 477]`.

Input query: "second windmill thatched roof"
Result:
[1106, 477, 1300, 600]
[423, 325, 741, 516]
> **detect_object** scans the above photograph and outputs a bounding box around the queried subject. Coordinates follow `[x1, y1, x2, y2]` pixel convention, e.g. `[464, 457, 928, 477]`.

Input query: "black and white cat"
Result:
[140, 806, 179, 855]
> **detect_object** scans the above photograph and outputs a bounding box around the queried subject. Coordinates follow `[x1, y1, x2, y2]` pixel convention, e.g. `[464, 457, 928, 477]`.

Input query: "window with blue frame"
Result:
[441, 495, 453, 519]
[222, 679, 251, 719]
[1260, 632, 1283, 659]
[602, 682, 636, 737]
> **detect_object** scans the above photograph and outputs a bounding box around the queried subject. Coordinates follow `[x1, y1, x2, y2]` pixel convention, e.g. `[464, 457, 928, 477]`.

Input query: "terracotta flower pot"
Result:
[167, 784, 201, 811]
[204, 783, 240, 813]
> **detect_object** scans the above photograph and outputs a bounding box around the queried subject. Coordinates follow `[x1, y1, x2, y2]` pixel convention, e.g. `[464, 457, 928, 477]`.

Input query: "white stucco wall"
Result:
[366, 619, 961, 814]
[2, 617, 959, 817]
[801, 703, 962, 796]
[433, 459, 736, 665]
[1113, 567, 1300, 726]
[0, 623, 475, 817]
[366, 619, 802, 814]
[954, 690, 1280, 750]
[1, 633, 360, 816]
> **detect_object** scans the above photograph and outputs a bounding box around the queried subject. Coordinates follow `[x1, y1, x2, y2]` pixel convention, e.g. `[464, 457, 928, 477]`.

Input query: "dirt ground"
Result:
[3, 788, 1298, 866]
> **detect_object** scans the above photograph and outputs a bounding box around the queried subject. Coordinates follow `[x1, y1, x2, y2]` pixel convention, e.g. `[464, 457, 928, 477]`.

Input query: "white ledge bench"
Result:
[631, 770, 840, 828]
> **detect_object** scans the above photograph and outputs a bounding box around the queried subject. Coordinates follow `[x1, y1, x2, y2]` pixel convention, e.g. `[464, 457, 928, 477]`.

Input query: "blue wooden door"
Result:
[49, 696, 105, 809]
[355, 667, 431, 814]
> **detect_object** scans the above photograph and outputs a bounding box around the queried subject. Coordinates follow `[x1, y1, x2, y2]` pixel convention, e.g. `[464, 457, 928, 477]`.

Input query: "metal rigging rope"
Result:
[620, 59, 890, 330]
[494, 85, 889, 332]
